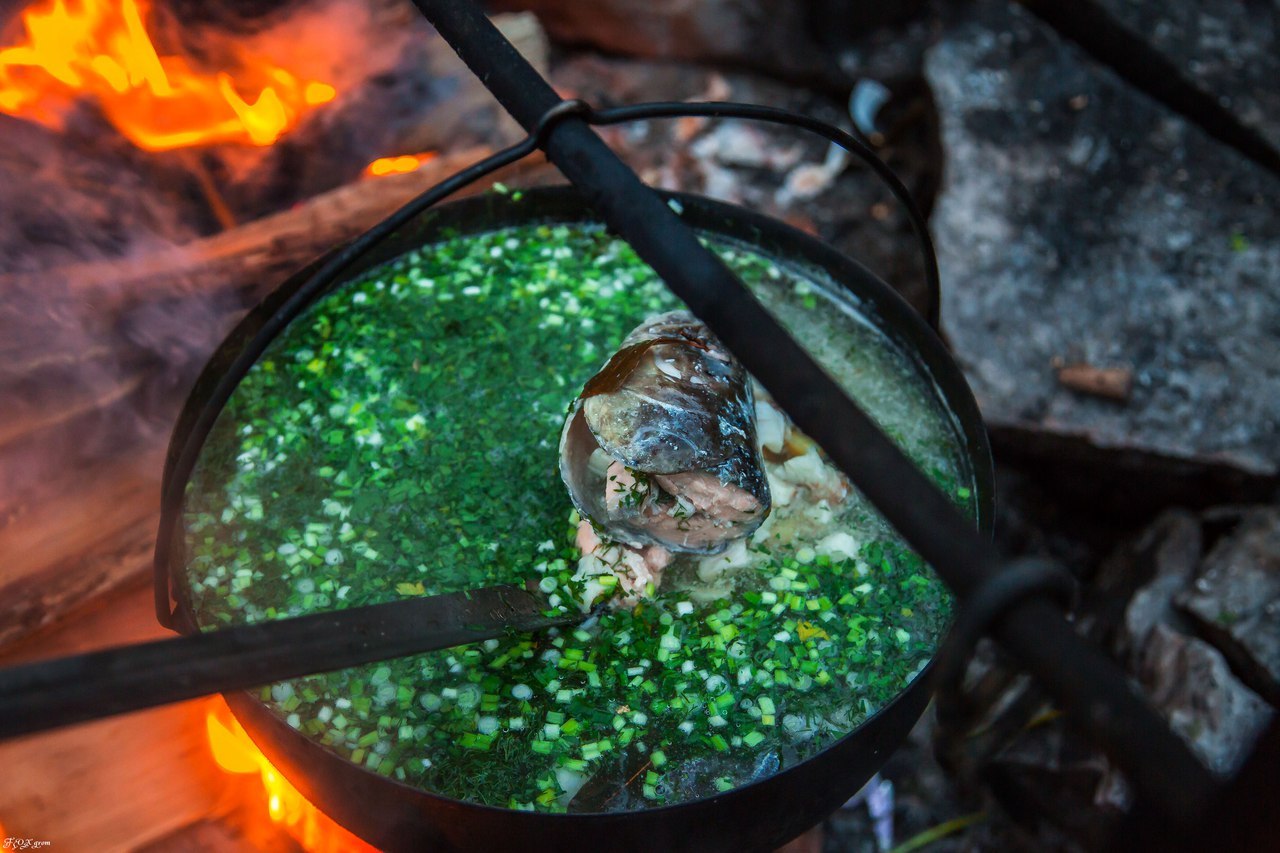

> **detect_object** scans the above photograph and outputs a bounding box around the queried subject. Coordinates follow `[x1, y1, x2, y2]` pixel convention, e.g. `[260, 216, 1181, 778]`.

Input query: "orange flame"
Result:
[364, 151, 438, 178]
[206, 698, 377, 853]
[0, 0, 336, 150]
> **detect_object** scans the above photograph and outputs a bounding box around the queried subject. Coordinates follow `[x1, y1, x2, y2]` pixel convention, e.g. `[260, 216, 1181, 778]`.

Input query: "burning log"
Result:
[1, 147, 515, 319]
[0, 149, 557, 648]
[0, 2, 549, 265]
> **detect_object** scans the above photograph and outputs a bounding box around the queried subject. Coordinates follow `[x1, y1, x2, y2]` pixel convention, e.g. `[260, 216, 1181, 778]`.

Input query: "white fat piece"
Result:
[754, 397, 788, 454]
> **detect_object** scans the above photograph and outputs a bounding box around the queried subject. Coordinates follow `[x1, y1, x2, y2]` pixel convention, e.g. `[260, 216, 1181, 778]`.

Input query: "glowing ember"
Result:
[206, 698, 377, 853]
[0, 0, 336, 151]
[365, 151, 438, 177]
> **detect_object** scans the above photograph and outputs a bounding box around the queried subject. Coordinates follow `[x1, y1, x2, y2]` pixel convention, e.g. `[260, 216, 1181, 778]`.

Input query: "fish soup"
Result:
[182, 219, 976, 812]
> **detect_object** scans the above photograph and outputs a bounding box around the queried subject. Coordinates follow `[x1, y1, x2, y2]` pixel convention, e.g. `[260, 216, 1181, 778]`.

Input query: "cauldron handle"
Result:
[0, 583, 573, 741]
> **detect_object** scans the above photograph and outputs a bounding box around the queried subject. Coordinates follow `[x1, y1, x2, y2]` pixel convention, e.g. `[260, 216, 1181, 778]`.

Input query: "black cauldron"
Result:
[155, 186, 994, 852]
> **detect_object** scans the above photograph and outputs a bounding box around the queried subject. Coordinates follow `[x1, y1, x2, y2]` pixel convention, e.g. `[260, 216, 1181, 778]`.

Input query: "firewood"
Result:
[0, 147, 543, 319]
[0, 446, 165, 647]
[0, 581, 241, 851]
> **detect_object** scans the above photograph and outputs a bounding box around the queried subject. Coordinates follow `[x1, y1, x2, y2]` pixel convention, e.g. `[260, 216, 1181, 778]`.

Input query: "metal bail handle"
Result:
[933, 556, 1079, 723]
[588, 101, 943, 332]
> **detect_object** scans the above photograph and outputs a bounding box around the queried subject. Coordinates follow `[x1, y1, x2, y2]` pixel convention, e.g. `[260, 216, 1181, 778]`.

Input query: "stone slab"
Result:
[926, 0, 1280, 482]
[1178, 508, 1280, 706]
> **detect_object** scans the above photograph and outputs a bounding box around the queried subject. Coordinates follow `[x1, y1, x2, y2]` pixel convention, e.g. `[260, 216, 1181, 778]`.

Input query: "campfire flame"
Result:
[364, 151, 438, 178]
[0, 0, 336, 150]
[206, 698, 377, 853]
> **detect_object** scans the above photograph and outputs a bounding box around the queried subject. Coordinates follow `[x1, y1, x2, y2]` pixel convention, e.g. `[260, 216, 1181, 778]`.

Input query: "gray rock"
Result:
[933, 502, 1279, 845]
[985, 725, 1123, 846]
[1113, 511, 1202, 662]
[925, 1, 1280, 483]
[1092, 0, 1280, 157]
[1137, 623, 1273, 776]
[1177, 508, 1280, 706]
[1110, 508, 1276, 776]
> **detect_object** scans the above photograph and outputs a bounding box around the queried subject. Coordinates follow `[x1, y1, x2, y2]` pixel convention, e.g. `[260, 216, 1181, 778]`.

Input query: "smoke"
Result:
[233, 0, 421, 95]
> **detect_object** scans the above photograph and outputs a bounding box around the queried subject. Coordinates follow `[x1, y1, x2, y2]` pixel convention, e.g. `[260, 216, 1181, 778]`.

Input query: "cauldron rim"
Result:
[157, 185, 994, 852]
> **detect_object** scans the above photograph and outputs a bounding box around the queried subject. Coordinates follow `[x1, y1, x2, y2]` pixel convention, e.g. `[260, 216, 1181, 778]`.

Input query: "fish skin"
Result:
[560, 311, 771, 554]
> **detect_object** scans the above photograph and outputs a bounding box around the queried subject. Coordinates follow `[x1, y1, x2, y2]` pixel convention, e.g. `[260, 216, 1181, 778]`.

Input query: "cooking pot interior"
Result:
[159, 186, 993, 852]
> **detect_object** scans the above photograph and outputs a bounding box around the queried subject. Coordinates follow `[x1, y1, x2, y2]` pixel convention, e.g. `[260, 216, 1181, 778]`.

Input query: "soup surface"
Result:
[183, 218, 975, 811]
